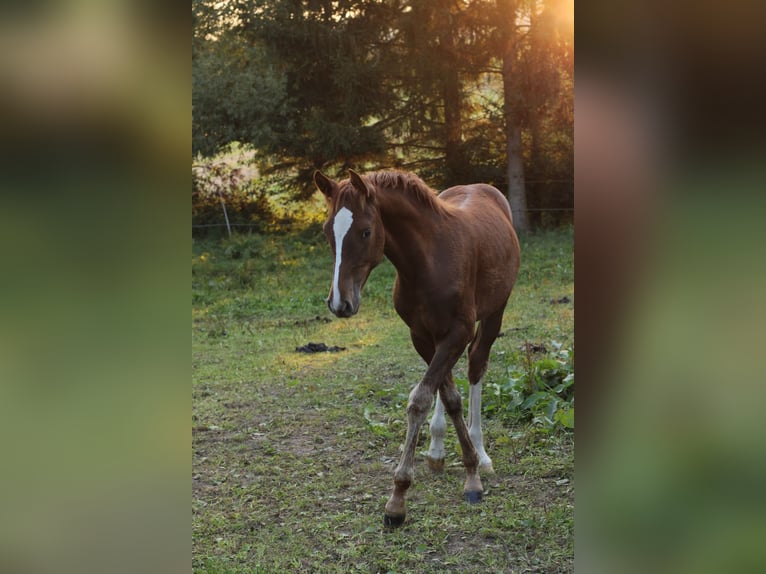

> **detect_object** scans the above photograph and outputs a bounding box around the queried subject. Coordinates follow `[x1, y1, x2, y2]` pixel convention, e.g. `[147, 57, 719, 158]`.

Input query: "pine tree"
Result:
[191, 0, 573, 225]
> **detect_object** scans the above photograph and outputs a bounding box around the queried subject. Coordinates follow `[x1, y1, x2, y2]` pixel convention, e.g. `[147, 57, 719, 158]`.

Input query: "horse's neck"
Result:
[378, 189, 441, 280]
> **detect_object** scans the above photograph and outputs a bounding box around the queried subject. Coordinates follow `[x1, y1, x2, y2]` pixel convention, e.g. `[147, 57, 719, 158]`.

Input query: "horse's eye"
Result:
[362, 229, 371, 239]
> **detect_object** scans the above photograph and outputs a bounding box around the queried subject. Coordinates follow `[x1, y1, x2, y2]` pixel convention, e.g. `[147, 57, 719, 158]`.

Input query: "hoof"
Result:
[384, 513, 406, 528]
[479, 462, 495, 474]
[464, 490, 483, 504]
[426, 456, 445, 472]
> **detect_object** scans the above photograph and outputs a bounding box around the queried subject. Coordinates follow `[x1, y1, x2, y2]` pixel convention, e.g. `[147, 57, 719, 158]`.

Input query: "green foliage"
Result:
[194, 0, 391, 169]
[192, 146, 329, 236]
[192, 156, 275, 234]
[191, 0, 574, 224]
[484, 341, 574, 430]
[192, 38, 287, 158]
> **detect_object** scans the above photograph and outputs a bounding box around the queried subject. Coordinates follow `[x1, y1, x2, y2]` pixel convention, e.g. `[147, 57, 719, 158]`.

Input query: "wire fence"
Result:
[192, 179, 574, 233]
[191, 206, 573, 230]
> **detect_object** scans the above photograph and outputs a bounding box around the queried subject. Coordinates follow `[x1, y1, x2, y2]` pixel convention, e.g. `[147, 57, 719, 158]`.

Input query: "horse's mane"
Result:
[367, 171, 448, 215]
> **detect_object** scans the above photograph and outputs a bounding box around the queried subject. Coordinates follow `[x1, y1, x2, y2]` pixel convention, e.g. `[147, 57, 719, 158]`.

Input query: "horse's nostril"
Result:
[327, 295, 354, 317]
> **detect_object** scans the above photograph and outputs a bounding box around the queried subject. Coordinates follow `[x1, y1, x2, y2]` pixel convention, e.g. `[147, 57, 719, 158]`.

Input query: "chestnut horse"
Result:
[313, 169, 520, 527]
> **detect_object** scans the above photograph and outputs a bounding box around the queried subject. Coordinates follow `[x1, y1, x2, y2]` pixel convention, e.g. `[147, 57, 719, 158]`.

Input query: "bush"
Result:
[484, 341, 574, 430]
[192, 160, 274, 236]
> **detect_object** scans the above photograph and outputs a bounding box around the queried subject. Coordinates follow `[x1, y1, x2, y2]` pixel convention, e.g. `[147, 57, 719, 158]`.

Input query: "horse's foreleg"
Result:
[384, 330, 471, 527]
[426, 395, 447, 471]
[384, 380, 435, 527]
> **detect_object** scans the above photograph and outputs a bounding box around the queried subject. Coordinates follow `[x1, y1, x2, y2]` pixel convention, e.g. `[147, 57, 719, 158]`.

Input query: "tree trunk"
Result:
[499, 0, 530, 232]
[440, 11, 466, 183]
[444, 68, 465, 183]
[505, 116, 529, 232]
[528, 102, 542, 228]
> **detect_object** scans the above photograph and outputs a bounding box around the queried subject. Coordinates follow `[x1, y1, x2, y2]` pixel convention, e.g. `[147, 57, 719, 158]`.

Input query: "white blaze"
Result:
[331, 207, 354, 310]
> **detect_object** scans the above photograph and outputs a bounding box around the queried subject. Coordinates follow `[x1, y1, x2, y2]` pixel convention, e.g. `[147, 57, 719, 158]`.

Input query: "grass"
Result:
[193, 225, 573, 573]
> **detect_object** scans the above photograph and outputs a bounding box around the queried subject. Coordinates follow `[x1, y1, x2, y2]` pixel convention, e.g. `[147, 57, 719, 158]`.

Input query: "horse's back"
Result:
[440, 184, 513, 224]
[440, 183, 515, 241]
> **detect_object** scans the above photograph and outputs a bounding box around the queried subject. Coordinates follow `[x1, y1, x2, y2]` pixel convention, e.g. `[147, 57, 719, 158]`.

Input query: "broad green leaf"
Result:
[556, 407, 575, 429]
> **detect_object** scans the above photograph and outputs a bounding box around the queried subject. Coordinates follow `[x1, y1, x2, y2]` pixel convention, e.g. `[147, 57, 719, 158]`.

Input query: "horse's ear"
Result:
[348, 169, 375, 200]
[313, 170, 337, 200]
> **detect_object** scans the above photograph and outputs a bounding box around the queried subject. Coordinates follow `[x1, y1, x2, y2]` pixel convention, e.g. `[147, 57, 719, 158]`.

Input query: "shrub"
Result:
[192, 160, 274, 235]
[484, 341, 574, 430]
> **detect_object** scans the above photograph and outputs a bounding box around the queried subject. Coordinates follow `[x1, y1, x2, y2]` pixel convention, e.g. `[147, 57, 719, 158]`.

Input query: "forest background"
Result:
[192, 0, 573, 233]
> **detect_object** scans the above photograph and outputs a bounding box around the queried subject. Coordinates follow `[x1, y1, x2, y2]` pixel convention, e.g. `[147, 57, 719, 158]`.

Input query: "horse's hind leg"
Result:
[439, 375, 483, 503]
[467, 309, 505, 473]
[426, 395, 447, 470]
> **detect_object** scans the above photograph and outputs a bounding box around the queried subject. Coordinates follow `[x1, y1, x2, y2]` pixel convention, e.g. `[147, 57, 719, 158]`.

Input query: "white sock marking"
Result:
[469, 380, 493, 470]
[428, 395, 447, 461]
[331, 207, 354, 311]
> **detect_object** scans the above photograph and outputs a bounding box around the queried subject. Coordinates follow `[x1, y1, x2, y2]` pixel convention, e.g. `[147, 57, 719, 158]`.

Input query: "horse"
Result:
[313, 169, 520, 527]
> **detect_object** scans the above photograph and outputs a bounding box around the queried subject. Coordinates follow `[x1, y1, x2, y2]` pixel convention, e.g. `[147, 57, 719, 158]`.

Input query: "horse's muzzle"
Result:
[326, 297, 357, 318]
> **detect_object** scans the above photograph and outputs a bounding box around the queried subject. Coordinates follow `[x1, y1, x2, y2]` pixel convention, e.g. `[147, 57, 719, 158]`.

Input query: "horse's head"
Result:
[313, 169, 385, 318]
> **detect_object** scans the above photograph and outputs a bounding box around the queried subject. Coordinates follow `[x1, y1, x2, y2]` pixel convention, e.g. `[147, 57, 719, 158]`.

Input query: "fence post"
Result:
[218, 191, 232, 238]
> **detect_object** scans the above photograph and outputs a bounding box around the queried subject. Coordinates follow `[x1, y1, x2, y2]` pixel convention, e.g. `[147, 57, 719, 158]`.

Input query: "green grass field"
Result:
[193, 226, 573, 573]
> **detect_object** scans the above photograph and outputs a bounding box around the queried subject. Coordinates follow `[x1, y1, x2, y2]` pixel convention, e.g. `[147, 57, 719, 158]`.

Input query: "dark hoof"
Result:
[464, 490, 483, 504]
[383, 513, 405, 528]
